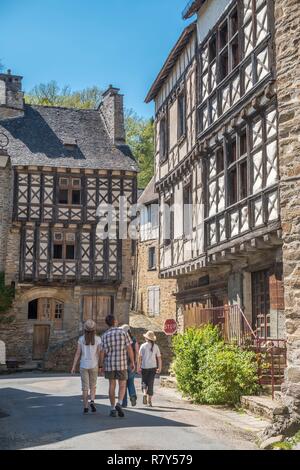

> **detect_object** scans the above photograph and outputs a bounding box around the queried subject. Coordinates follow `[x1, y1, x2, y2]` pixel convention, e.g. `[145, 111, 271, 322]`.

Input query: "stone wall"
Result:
[275, 0, 300, 432]
[100, 86, 125, 145]
[0, 153, 12, 273]
[44, 329, 174, 375]
[134, 238, 177, 328]
[0, 279, 132, 365]
[0, 216, 132, 366]
[115, 238, 133, 325]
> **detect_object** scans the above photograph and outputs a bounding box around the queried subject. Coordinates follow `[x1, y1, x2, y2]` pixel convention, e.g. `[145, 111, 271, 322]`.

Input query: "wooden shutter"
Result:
[148, 288, 155, 316]
[154, 287, 160, 316]
[148, 287, 160, 317]
[83, 296, 94, 321]
[83, 296, 112, 331]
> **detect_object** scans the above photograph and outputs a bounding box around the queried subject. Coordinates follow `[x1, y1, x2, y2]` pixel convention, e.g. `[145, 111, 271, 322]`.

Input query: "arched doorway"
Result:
[28, 298, 64, 360]
[28, 298, 64, 329]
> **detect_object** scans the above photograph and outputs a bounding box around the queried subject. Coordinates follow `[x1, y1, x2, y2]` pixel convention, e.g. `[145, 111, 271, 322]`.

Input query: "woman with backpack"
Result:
[138, 331, 162, 407]
[121, 324, 139, 408]
[71, 320, 101, 415]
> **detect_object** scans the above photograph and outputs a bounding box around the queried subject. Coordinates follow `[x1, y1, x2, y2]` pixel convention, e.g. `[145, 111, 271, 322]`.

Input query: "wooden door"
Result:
[252, 269, 271, 339]
[32, 325, 50, 360]
[83, 296, 112, 331]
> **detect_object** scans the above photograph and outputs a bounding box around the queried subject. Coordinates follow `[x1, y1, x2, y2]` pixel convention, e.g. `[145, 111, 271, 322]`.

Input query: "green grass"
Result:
[271, 441, 293, 450]
[271, 430, 300, 450]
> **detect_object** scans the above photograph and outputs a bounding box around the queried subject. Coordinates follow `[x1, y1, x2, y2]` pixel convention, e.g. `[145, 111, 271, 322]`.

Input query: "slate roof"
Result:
[138, 177, 158, 205]
[0, 104, 138, 172]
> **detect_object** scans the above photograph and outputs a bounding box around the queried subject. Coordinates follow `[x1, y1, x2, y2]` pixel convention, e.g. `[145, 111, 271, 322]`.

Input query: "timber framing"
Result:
[14, 164, 137, 285]
[147, 0, 282, 294]
[145, 22, 197, 104]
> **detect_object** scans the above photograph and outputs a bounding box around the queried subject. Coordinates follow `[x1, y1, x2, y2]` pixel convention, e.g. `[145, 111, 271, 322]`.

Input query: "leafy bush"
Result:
[172, 325, 221, 401]
[172, 325, 260, 406]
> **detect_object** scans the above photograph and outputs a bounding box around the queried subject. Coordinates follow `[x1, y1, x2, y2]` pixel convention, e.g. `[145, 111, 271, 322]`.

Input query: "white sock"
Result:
[117, 400, 123, 406]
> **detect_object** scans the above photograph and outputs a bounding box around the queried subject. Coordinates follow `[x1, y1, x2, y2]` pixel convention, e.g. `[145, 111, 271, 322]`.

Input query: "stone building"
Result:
[132, 177, 177, 328]
[145, 0, 300, 433]
[0, 71, 138, 367]
[272, 0, 300, 435]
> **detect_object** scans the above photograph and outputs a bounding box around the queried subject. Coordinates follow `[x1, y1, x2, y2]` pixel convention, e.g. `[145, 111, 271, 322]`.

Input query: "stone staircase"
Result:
[256, 345, 287, 397]
[43, 337, 78, 372]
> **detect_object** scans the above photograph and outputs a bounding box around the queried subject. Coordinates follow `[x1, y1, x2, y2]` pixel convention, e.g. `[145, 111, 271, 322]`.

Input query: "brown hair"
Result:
[84, 330, 95, 346]
[105, 315, 116, 328]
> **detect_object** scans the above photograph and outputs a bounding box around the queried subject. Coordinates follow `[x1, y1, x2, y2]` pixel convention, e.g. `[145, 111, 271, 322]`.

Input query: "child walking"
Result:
[71, 320, 101, 415]
[138, 331, 162, 407]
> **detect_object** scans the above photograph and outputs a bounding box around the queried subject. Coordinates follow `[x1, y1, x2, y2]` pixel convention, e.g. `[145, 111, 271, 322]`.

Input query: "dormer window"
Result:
[63, 138, 78, 150]
[58, 177, 81, 205]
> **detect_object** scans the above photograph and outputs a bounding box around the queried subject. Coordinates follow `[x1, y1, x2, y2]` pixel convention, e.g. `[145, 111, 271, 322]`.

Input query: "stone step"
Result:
[18, 361, 42, 371]
[241, 395, 288, 421]
[262, 384, 282, 394]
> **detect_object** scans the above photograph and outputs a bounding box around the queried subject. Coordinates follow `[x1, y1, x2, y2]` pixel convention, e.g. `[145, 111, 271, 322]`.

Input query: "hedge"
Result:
[172, 325, 260, 406]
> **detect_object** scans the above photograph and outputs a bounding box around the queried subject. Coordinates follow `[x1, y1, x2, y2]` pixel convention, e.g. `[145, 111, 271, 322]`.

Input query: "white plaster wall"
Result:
[197, 0, 232, 44]
[174, 181, 184, 240]
[156, 35, 196, 111]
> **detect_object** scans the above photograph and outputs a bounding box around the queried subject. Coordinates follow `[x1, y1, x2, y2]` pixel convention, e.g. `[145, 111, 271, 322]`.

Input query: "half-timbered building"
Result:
[145, 0, 285, 345]
[0, 71, 138, 366]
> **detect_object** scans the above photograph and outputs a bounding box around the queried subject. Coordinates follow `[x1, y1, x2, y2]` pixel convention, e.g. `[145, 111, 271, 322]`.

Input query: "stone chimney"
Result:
[0, 148, 12, 273]
[99, 85, 126, 145]
[0, 69, 24, 119]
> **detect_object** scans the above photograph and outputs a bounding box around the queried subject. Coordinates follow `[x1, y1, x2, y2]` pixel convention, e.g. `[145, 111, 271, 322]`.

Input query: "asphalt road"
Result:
[0, 373, 266, 450]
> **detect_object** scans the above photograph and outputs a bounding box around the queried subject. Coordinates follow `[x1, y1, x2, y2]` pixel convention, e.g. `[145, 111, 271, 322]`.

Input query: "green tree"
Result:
[25, 81, 103, 109]
[125, 109, 154, 189]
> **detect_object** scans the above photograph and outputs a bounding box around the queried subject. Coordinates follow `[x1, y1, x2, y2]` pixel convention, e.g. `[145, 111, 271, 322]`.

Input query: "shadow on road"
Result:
[0, 387, 195, 450]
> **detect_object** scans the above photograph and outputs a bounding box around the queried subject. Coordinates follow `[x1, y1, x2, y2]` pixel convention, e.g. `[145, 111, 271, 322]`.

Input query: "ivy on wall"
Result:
[0, 273, 14, 322]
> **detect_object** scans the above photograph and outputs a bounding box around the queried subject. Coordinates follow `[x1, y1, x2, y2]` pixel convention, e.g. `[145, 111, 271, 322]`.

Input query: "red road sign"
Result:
[164, 319, 178, 336]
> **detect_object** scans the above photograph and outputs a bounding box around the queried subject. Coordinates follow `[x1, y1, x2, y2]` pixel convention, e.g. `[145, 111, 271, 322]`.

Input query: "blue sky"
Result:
[0, 0, 193, 118]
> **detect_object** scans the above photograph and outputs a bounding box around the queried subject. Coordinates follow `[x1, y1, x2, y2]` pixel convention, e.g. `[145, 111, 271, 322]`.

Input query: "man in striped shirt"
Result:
[100, 315, 135, 417]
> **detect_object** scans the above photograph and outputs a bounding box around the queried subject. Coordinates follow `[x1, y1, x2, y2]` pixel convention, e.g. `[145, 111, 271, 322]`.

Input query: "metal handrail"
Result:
[193, 305, 286, 399]
[195, 304, 257, 346]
